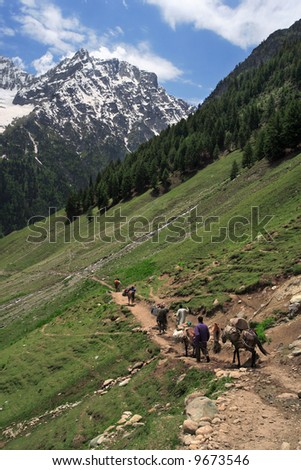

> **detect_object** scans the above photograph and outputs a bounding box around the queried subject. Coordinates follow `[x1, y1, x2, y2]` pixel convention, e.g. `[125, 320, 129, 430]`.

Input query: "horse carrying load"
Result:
[221, 321, 269, 368]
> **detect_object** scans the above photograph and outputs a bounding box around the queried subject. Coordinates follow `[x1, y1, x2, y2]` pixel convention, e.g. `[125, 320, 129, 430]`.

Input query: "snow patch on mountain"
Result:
[0, 89, 34, 133]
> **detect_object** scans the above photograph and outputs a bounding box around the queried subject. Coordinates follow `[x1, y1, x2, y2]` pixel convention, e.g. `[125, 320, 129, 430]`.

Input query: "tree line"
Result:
[65, 34, 301, 221]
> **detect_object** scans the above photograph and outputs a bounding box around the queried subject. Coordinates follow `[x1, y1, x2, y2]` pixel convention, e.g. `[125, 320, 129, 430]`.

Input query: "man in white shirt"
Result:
[175, 305, 189, 326]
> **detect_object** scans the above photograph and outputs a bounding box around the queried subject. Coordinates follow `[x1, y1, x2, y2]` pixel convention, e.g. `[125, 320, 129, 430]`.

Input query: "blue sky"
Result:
[0, 0, 301, 104]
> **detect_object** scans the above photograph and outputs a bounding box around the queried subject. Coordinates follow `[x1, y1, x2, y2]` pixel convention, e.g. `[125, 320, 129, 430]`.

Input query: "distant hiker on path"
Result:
[114, 278, 121, 292]
[194, 316, 210, 363]
[157, 304, 169, 334]
[175, 305, 189, 326]
[127, 286, 136, 305]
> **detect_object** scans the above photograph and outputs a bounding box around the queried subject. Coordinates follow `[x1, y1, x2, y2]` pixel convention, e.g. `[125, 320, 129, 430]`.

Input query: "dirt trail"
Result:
[102, 279, 301, 450]
[111, 290, 179, 352]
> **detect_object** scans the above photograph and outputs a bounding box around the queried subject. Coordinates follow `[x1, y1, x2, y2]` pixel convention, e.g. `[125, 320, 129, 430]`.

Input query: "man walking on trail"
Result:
[127, 286, 136, 305]
[157, 304, 169, 334]
[114, 278, 121, 292]
[194, 316, 210, 363]
[175, 304, 189, 326]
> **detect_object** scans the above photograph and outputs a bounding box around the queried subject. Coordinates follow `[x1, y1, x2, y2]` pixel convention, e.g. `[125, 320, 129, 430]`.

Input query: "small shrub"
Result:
[288, 264, 301, 275]
[251, 317, 276, 343]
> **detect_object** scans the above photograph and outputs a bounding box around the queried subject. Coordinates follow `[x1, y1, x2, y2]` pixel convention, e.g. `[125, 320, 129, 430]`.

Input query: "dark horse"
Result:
[221, 325, 268, 368]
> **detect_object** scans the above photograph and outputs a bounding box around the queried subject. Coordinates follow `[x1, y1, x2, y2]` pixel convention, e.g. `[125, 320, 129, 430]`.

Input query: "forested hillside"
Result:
[69, 20, 301, 220]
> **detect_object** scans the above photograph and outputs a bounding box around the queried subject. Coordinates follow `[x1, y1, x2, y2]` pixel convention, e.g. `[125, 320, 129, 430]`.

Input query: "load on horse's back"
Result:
[221, 324, 269, 368]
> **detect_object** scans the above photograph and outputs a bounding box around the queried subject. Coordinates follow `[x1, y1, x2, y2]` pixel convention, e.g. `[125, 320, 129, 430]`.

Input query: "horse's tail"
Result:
[256, 338, 269, 356]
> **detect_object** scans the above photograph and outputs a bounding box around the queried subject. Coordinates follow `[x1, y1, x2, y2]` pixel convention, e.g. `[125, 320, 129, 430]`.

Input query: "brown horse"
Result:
[221, 325, 268, 367]
[211, 322, 221, 353]
[183, 327, 196, 356]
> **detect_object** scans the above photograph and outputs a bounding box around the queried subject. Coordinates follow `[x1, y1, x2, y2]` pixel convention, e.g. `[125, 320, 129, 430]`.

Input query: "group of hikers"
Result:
[114, 278, 211, 363]
[151, 303, 211, 363]
[113, 277, 268, 368]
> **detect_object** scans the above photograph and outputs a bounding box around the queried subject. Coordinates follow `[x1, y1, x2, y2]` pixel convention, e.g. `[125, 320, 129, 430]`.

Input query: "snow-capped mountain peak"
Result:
[10, 50, 193, 152]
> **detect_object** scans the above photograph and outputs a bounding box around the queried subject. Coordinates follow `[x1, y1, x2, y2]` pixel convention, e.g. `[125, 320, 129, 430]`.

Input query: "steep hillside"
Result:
[210, 19, 301, 98]
[75, 19, 301, 225]
[0, 149, 300, 450]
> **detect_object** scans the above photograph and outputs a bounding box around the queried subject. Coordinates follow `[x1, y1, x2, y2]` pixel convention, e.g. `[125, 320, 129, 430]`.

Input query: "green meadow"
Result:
[1, 150, 301, 448]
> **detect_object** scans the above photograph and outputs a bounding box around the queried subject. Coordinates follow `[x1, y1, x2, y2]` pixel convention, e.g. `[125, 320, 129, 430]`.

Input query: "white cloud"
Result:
[12, 56, 26, 70]
[0, 25, 15, 36]
[180, 78, 203, 89]
[104, 26, 124, 39]
[184, 97, 203, 106]
[145, 0, 301, 48]
[32, 51, 56, 75]
[15, 0, 98, 54]
[10, 0, 183, 83]
[91, 41, 183, 82]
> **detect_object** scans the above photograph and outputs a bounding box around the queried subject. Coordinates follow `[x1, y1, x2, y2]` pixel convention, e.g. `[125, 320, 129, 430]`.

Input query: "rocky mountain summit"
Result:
[1, 49, 193, 155]
[0, 56, 33, 90]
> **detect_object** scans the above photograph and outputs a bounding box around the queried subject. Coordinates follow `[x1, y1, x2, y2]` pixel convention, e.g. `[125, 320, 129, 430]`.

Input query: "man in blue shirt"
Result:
[194, 316, 210, 363]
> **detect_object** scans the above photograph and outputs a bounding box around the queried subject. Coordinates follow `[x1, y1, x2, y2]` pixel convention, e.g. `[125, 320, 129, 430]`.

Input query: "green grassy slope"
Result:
[0, 150, 301, 449]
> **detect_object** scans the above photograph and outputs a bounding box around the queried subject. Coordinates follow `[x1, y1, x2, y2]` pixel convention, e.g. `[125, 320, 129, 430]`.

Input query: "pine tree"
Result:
[254, 129, 266, 161]
[213, 144, 220, 160]
[96, 182, 109, 210]
[134, 161, 149, 193]
[150, 171, 159, 193]
[282, 101, 301, 148]
[224, 131, 232, 152]
[161, 168, 170, 189]
[230, 160, 239, 180]
[242, 142, 253, 168]
[121, 171, 133, 200]
[65, 192, 79, 222]
[109, 173, 120, 203]
[86, 206, 94, 223]
[264, 115, 284, 161]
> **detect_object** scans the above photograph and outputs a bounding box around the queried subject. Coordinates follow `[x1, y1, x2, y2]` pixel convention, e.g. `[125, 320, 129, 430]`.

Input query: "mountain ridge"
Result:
[209, 18, 301, 100]
[2, 49, 193, 153]
[0, 50, 193, 235]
